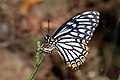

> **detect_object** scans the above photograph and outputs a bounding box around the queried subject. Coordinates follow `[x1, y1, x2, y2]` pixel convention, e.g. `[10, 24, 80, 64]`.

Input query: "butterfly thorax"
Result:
[42, 35, 55, 53]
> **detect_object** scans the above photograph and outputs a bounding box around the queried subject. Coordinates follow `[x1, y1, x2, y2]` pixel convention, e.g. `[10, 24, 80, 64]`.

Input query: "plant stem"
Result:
[28, 54, 45, 80]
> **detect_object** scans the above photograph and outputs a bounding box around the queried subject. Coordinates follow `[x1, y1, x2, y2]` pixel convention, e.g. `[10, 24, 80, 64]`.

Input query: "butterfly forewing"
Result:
[53, 11, 99, 42]
[52, 11, 100, 70]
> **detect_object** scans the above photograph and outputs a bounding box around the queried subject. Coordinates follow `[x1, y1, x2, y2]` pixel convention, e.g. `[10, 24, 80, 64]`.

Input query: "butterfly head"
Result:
[42, 35, 55, 54]
[44, 35, 50, 43]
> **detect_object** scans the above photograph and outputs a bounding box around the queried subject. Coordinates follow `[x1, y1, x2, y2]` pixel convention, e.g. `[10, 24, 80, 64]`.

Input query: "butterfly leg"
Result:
[41, 46, 55, 54]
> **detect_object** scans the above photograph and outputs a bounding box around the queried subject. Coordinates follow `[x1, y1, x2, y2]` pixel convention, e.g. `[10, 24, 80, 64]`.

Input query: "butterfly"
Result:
[41, 10, 100, 70]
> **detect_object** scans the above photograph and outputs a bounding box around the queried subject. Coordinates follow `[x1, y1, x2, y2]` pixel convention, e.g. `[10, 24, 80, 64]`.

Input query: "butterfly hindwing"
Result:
[55, 37, 89, 69]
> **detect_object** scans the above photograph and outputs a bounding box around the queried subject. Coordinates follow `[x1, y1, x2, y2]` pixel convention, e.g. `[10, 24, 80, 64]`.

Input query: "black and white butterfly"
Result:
[41, 10, 100, 70]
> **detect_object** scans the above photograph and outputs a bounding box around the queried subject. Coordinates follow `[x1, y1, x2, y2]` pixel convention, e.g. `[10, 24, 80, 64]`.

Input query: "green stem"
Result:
[28, 54, 45, 80]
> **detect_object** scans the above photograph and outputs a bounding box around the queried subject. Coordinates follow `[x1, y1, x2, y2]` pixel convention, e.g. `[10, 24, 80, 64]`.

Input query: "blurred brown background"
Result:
[0, 0, 120, 80]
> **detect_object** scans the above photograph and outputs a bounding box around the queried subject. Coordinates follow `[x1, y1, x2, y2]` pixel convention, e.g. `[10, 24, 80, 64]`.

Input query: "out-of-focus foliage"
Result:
[21, 0, 43, 15]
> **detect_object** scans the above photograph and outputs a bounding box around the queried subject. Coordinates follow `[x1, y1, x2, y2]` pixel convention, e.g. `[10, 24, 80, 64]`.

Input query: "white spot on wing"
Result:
[74, 46, 83, 53]
[79, 34, 84, 38]
[78, 25, 84, 28]
[96, 12, 100, 15]
[71, 32, 78, 36]
[57, 43, 73, 49]
[76, 59, 80, 62]
[76, 19, 90, 21]
[93, 12, 97, 15]
[96, 24, 98, 26]
[81, 44, 85, 49]
[77, 39, 81, 42]
[79, 22, 91, 25]
[72, 24, 76, 27]
[79, 29, 86, 33]
[87, 31, 91, 35]
[92, 19, 96, 22]
[59, 38, 75, 42]
[66, 42, 80, 47]
[54, 29, 71, 38]
[73, 29, 77, 32]
[83, 50, 87, 55]
[93, 23, 96, 26]
[86, 41, 89, 43]
[83, 11, 90, 15]
[90, 33, 93, 36]
[75, 15, 80, 18]
[88, 15, 94, 18]
[97, 20, 99, 23]
[86, 26, 92, 29]
[86, 36, 89, 40]
[80, 16, 85, 18]
[93, 28, 95, 31]
[59, 27, 67, 33]
[88, 37, 91, 40]
[97, 16, 99, 19]
[67, 22, 74, 25]
[60, 35, 73, 38]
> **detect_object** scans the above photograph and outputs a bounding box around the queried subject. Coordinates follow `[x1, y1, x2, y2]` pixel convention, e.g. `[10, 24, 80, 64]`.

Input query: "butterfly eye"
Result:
[44, 35, 51, 44]
[44, 36, 47, 40]
[44, 36, 48, 43]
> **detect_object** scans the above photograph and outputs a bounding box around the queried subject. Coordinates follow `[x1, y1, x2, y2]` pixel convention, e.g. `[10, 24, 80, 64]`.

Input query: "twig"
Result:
[28, 41, 45, 80]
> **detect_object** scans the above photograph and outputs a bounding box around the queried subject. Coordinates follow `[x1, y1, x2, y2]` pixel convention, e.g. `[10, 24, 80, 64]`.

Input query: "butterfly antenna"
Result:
[47, 19, 50, 35]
